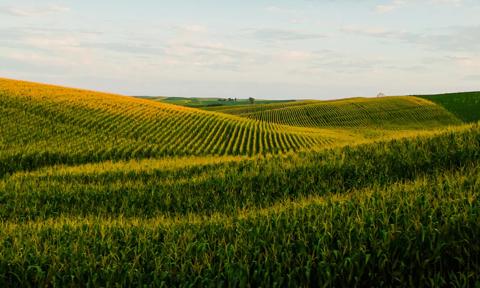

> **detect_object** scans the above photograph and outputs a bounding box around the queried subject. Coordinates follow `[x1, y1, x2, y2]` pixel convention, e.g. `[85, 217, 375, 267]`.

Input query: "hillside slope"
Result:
[1, 123, 479, 286]
[203, 100, 315, 113]
[204, 97, 462, 129]
[417, 91, 480, 122]
[0, 78, 337, 176]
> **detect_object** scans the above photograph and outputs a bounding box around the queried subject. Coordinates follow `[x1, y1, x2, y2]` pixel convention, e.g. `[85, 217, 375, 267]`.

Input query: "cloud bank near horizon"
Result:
[1, 0, 479, 99]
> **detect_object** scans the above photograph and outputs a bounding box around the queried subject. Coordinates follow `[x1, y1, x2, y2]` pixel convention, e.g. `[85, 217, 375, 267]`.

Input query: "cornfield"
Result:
[418, 91, 480, 123]
[204, 97, 461, 129]
[0, 79, 342, 177]
[1, 78, 479, 286]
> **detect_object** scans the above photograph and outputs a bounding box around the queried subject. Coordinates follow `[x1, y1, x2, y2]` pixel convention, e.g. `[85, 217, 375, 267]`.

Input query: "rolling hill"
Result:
[417, 91, 480, 122]
[4, 78, 466, 177]
[0, 78, 340, 176]
[1, 77, 479, 286]
[202, 97, 462, 129]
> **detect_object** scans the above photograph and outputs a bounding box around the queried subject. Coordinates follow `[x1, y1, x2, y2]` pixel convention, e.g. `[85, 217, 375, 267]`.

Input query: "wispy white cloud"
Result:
[375, 0, 464, 14]
[0, 1, 478, 98]
[375, 0, 406, 14]
[0, 4, 70, 17]
[244, 28, 326, 43]
[341, 25, 410, 38]
[341, 24, 480, 53]
[430, 0, 463, 4]
[174, 24, 208, 34]
[265, 6, 298, 14]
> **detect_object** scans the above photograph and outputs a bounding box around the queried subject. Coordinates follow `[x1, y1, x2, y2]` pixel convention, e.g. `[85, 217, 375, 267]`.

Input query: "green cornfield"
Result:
[1, 78, 479, 287]
[418, 91, 480, 123]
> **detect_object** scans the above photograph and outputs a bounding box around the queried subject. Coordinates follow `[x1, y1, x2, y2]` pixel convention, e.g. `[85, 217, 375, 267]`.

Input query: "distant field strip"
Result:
[208, 97, 462, 129]
[0, 78, 340, 176]
[418, 91, 480, 122]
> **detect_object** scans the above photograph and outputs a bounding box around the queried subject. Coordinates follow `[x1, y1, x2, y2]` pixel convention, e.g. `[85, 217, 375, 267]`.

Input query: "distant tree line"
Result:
[218, 97, 255, 104]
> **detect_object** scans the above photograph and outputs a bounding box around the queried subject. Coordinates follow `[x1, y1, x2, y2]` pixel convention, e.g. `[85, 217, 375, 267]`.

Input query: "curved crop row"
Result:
[1, 123, 478, 220]
[0, 124, 479, 286]
[212, 97, 462, 129]
[0, 78, 336, 176]
[203, 100, 316, 115]
[2, 165, 479, 287]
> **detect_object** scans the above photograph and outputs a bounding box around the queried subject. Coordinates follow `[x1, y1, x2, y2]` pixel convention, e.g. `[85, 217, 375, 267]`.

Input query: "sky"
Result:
[1, 0, 480, 100]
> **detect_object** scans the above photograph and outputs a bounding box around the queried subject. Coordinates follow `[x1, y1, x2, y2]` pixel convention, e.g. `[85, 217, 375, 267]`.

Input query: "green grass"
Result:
[1, 78, 479, 286]
[418, 91, 480, 122]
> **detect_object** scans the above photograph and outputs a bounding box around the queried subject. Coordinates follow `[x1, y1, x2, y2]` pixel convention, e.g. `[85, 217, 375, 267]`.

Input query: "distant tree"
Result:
[377, 92, 385, 98]
[234, 98, 237, 102]
[228, 98, 233, 102]
[249, 97, 255, 104]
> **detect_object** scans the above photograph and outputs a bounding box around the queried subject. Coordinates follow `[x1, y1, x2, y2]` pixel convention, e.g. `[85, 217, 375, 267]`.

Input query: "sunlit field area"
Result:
[1, 78, 479, 286]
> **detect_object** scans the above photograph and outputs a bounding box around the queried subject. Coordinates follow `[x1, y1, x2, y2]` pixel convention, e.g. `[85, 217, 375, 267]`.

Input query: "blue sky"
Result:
[1, 0, 480, 99]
